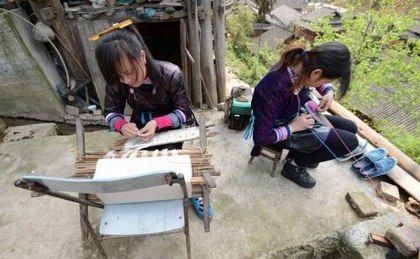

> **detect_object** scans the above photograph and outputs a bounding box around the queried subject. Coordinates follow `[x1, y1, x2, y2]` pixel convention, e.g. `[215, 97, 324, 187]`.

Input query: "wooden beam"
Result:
[198, 0, 217, 108]
[330, 101, 420, 202]
[213, 0, 227, 102]
[28, 0, 87, 80]
[385, 166, 420, 202]
[76, 117, 85, 159]
[330, 100, 420, 181]
[184, 47, 195, 63]
[76, 19, 112, 109]
[187, 0, 202, 107]
[180, 19, 190, 97]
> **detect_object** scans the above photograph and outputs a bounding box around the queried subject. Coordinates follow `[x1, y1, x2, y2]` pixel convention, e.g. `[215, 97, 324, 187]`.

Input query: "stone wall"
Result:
[0, 8, 65, 121]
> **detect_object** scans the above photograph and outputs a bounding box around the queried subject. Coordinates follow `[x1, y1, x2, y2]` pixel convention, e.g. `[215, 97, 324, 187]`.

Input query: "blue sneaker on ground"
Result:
[191, 197, 214, 219]
[358, 157, 397, 180]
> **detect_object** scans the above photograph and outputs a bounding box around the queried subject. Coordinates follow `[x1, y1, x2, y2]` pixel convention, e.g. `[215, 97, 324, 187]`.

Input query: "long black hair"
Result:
[95, 25, 167, 86]
[273, 42, 351, 98]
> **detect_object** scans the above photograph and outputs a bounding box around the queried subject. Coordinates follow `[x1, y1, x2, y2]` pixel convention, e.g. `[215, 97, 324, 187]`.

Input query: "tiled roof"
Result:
[302, 7, 339, 22]
[351, 85, 418, 133]
[272, 0, 306, 10]
[270, 5, 302, 30]
[251, 25, 294, 50]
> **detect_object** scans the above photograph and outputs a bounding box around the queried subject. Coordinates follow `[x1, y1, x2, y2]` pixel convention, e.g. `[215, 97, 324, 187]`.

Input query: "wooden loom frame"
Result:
[15, 115, 218, 258]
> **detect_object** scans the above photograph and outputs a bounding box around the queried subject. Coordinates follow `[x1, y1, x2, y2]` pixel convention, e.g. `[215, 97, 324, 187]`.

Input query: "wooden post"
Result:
[76, 19, 112, 109]
[203, 184, 211, 232]
[180, 19, 191, 98]
[80, 209, 108, 258]
[28, 0, 87, 80]
[79, 193, 90, 241]
[187, 0, 202, 107]
[198, 0, 217, 108]
[199, 114, 207, 151]
[76, 117, 85, 159]
[213, 0, 226, 102]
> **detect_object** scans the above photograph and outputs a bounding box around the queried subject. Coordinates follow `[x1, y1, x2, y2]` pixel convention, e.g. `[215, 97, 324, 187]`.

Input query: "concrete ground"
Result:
[0, 110, 418, 259]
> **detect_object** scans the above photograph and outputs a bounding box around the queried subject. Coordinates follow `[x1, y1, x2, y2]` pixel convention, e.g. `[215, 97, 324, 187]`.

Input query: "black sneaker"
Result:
[306, 163, 319, 169]
[281, 161, 316, 188]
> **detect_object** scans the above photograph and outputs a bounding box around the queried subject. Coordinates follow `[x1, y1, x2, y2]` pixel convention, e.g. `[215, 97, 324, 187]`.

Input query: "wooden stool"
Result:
[248, 146, 284, 177]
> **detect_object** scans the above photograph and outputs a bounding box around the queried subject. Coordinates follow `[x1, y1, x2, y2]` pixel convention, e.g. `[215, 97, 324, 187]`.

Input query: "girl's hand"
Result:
[137, 120, 158, 141]
[289, 113, 315, 132]
[318, 92, 334, 112]
[120, 123, 141, 137]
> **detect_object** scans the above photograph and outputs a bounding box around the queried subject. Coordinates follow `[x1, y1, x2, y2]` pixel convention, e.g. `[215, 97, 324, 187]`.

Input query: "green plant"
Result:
[312, 0, 419, 113]
[311, 0, 419, 161]
[376, 120, 420, 164]
[225, 5, 281, 86]
[254, 0, 276, 23]
[226, 4, 255, 51]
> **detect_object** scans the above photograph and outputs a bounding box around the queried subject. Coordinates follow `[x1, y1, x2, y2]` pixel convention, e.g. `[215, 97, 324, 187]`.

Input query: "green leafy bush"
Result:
[376, 120, 420, 164]
[225, 5, 280, 86]
[312, 0, 419, 162]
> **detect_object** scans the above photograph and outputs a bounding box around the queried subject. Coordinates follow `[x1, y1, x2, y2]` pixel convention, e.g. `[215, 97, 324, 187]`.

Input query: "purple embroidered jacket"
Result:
[251, 66, 329, 156]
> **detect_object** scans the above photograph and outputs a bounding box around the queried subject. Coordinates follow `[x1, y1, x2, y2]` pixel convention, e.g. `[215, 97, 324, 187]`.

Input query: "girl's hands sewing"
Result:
[137, 120, 158, 141]
[288, 113, 315, 132]
[120, 123, 141, 137]
[318, 91, 334, 112]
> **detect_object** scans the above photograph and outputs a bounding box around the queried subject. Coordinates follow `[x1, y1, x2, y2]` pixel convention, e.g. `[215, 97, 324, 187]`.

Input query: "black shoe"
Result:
[281, 161, 316, 188]
[306, 163, 319, 169]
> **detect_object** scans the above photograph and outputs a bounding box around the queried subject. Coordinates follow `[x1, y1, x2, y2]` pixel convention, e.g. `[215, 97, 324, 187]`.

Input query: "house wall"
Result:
[0, 9, 65, 121]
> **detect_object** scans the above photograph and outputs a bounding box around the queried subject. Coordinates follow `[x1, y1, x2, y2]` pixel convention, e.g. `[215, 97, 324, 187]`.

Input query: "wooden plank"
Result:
[330, 100, 419, 181]
[329, 101, 420, 202]
[76, 19, 112, 109]
[23, 172, 171, 194]
[202, 173, 216, 188]
[387, 166, 420, 203]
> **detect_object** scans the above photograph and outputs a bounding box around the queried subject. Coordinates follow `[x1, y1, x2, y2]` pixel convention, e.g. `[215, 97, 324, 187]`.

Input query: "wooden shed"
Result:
[0, 0, 227, 122]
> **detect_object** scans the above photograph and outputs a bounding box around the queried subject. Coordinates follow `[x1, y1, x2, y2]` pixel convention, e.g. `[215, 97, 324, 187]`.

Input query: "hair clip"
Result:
[301, 49, 307, 57]
[89, 19, 133, 41]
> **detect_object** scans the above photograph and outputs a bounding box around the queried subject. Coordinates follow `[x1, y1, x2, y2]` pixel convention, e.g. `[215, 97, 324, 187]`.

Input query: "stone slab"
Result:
[346, 191, 379, 217]
[385, 226, 420, 257]
[0, 9, 65, 122]
[3, 123, 57, 142]
[377, 181, 400, 202]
